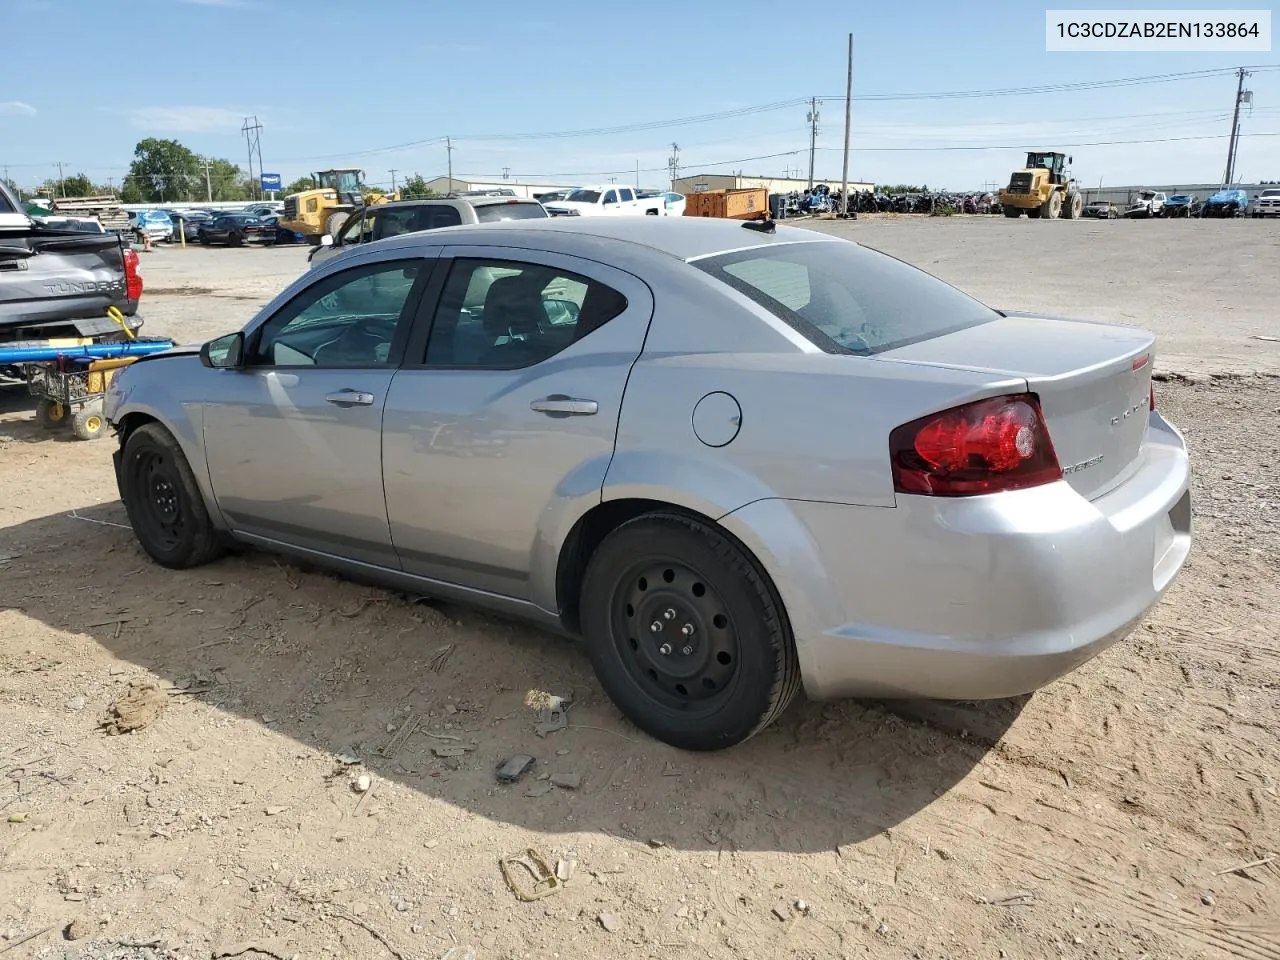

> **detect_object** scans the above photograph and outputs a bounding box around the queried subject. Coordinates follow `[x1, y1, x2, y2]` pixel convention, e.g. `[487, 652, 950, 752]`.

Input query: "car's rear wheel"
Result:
[120, 423, 224, 569]
[579, 513, 800, 751]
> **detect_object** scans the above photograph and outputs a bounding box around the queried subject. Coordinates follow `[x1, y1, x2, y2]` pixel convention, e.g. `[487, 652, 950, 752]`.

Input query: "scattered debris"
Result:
[100, 679, 169, 735]
[0, 925, 55, 955]
[7, 813, 29, 824]
[62, 919, 93, 941]
[431, 746, 471, 758]
[212, 938, 296, 959]
[981, 890, 1036, 907]
[63, 893, 85, 902]
[429, 644, 455, 673]
[525, 782, 553, 798]
[1213, 855, 1275, 876]
[1202, 894, 1216, 906]
[324, 910, 408, 960]
[335, 752, 362, 766]
[500, 848, 562, 901]
[1252, 335, 1279, 342]
[555, 855, 578, 883]
[495, 754, 536, 783]
[795, 899, 811, 915]
[65, 695, 86, 712]
[353, 774, 372, 793]
[264, 806, 288, 816]
[527, 689, 571, 737]
[772, 902, 790, 922]
[597, 911, 620, 933]
[550, 772, 581, 790]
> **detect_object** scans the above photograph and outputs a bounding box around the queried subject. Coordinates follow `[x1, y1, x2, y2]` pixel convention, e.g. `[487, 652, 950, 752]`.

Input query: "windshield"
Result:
[1263, 190, 1280, 198]
[693, 240, 996, 355]
[475, 202, 550, 222]
[1138, 192, 1156, 200]
[565, 189, 601, 203]
[318, 171, 362, 194]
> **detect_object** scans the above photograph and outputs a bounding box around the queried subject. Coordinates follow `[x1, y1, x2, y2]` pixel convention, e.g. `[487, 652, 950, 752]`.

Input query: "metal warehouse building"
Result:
[674, 173, 875, 195]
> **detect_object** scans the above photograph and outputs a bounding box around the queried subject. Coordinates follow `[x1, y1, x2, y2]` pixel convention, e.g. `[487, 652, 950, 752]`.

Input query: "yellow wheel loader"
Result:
[279, 169, 400, 244]
[997, 151, 1083, 220]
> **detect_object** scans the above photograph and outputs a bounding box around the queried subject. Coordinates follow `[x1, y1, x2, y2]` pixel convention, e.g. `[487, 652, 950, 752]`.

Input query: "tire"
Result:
[35, 398, 68, 429]
[579, 513, 800, 751]
[71, 406, 105, 441]
[1003, 207, 1022, 218]
[120, 422, 225, 569]
[326, 212, 347, 237]
[1063, 191, 1082, 219]
[229, 231, 243, 248]
[1026, 206, 1042, 219]
[1043, 191, 1062, 219]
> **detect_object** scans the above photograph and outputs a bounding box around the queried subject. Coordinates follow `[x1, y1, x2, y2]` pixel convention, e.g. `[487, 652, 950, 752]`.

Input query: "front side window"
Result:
[250, 260, 423, 368]
[693, 240, 996, 355]
[339, 212, 374, 245]
[603, 190, 618, 204]
[423, 258, 627, 369]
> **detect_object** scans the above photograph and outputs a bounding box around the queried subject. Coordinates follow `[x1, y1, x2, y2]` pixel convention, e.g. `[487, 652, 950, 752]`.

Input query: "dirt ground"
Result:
[1, 218, 1277, 960]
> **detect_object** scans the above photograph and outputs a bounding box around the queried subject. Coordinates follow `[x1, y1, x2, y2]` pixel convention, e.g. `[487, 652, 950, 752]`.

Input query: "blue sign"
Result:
[260, 172, 282, 191]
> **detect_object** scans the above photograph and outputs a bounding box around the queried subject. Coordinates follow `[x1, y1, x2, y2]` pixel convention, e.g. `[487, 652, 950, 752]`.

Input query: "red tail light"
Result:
[889, 394, 1062, 497]
[123, 247, 143, 301]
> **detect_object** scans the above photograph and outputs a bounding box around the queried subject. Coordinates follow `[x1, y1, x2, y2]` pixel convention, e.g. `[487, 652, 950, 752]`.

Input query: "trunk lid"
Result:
[877, 314, 1155, 501]
[1, 227, 133, 334]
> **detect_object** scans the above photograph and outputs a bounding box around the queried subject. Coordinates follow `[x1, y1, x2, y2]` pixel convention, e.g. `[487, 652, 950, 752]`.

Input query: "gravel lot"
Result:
[1, 216, 1276, 960]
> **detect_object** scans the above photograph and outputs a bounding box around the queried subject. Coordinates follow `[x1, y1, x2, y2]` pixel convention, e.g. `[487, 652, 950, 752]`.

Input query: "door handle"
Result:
[325, 389, 375, 407]
[530, 395, 598, 416]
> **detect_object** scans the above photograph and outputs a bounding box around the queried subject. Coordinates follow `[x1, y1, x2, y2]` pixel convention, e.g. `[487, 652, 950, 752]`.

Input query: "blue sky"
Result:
[2, 0, 1277, 191]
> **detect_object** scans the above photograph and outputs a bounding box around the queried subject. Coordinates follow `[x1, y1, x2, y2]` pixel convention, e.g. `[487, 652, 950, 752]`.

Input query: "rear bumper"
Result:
[720, 412, 1191, 701]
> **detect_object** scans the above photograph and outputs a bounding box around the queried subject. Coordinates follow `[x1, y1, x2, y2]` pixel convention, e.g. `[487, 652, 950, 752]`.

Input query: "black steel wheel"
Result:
[120, 423, 224, 569]
[580, 513, 800, 751]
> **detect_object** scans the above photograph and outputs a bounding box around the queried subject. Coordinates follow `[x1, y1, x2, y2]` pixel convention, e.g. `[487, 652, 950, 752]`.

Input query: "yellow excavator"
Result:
[279, 169, 400, 243]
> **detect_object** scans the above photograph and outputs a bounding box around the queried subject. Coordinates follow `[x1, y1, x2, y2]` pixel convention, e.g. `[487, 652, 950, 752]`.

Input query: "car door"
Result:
[382, 245, 654, 605]
[201, 252, 438, 567]
[601, 189, 620, 215]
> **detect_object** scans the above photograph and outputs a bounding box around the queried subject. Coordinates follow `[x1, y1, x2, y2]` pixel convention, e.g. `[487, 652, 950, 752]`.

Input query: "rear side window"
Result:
[474, 202, 549, 223]
[693, 240, 996, 355]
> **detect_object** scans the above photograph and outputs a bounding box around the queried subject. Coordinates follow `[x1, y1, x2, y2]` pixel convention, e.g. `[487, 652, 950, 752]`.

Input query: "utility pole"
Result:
[635, 159, 640, 188]
[242, 115, 264, 199]
[840, 34, 853, 217]
[806, 96, 819, 190]
[501, 167, 510, 181]
[667, 142, 680, 190]
[389, 168, 399, 192]
[200, 161, 213, 202]
[445, 137, 454, 192]
[1223, 67, 1253, 185]
[56, 160, 66, 197]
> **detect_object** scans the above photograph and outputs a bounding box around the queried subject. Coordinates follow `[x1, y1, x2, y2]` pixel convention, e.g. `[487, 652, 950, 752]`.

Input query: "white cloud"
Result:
[0, 100, 37, 117]
[125, 106, 248, 133]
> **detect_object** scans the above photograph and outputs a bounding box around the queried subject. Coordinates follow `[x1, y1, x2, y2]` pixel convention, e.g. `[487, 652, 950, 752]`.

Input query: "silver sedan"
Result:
[104, 218, 1192, 751]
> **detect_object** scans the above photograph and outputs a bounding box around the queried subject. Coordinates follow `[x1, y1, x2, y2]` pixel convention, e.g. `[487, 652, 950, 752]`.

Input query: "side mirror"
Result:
[200, 331, 245, 369]
[319, 234, 334, 247]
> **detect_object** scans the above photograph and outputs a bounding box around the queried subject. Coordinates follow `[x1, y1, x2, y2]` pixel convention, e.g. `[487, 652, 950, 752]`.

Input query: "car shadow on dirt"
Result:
[3, 500, 1029, 855]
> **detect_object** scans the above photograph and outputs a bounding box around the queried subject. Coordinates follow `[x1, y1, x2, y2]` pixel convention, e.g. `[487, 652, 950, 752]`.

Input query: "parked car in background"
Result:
[261, 215, 308, 244]
[169, 210, 213, 242]
[1124, 191, 1166, 218]
[244, 202, 283, 218]
[130, 209, 175, 243]
[534, 189, 575, 204]
[1202, 188, 1249, 217]
[544, 185, 665, 217]
[309, 195, 549, 268]
[652, 191, 686, 216]
[1083, 200, 1119, 219]
[197, 212, 270, 246]
[105, 217, 1190, 752]
[1161, 194, 1203, 218]
[1250, 188, 1280, 218]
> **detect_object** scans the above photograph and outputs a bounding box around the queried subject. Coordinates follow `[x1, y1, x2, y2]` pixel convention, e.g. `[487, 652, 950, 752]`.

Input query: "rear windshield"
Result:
[474, 202, 549, 223]
[693, 240, 996, 355]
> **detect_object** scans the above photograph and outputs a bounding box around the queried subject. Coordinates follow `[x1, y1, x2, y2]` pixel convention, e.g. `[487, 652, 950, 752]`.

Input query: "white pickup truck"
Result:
[544, 185, 665, 217]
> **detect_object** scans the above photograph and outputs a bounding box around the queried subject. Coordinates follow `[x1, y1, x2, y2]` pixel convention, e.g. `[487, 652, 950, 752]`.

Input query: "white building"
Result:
[421, 177, 580, 200]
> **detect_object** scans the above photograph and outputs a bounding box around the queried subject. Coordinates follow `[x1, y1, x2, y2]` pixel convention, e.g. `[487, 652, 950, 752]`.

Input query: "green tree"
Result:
[2, 175, 22, 198]
[126, 137, 200, 202]
[196, 157, 251, 202]
[119, 176, 147, 204]
[59, 173, 96, 197]
[399, 173, 437, 200]
[283, 175, 317, 195]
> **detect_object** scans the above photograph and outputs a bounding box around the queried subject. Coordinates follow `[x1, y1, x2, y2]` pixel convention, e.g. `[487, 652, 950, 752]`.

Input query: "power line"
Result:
[814, 130, 1280, 152]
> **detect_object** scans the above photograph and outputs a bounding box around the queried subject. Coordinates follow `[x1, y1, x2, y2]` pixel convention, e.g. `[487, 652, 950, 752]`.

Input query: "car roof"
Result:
[376, 216, 836, 263]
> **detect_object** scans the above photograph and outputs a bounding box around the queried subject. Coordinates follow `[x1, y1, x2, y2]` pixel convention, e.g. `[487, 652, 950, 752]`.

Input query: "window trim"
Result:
[400, 246, 638, 372]
[243, 257, 435, 370]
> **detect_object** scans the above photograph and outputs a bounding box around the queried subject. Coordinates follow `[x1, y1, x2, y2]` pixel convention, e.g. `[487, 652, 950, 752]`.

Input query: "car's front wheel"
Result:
[120, 423, 225, 569]
[579, 513, 800, 751]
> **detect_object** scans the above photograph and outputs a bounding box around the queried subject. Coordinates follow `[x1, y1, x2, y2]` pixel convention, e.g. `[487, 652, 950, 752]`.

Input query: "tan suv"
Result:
[308, 196, 549, 268]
